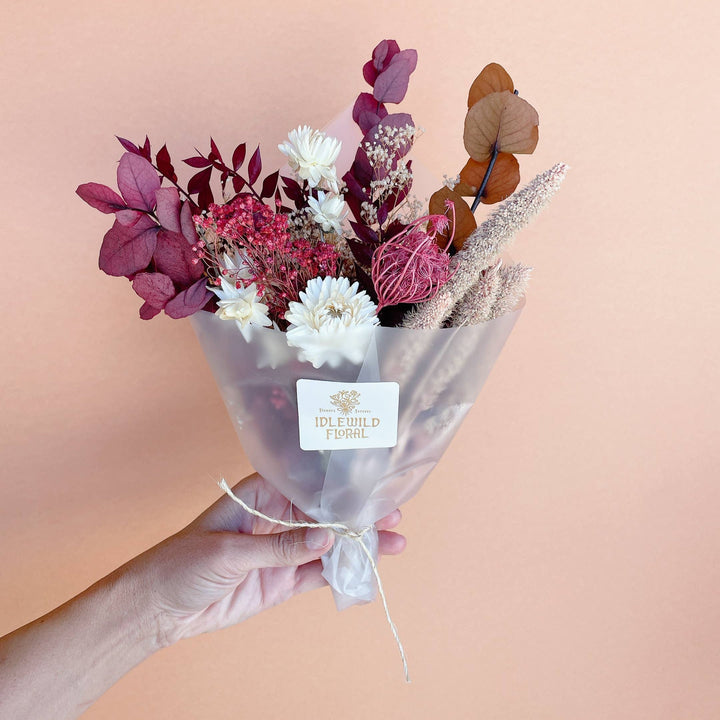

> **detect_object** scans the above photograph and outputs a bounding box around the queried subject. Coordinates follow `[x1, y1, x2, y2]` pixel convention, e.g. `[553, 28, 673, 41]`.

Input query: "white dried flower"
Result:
[278, 125, 341, 193]
[307, 191, 348, 234]
[209, 276, 272, 340]
[285, 276, 379, 368]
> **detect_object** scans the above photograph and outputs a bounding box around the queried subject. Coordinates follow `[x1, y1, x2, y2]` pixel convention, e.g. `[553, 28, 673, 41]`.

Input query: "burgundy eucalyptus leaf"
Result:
[139, 302, 162, 320]
[164, 278, 212, 319]
[372, 39, 401, 72]
[232, 175, 246, 193]
[260, 170, 279, 199]
[373, 49, 418, 104]
[141, 136, 152, 161]
[115, 208, 143, 226]
[76, 183, 127, 214]
[363, 60, 379, 87]
[180, 201, 199, 245]
[357, 110, 382, 135]
[188, 167, 213, 195]
[98, 217, 158, 277]
[156, 144, 177, 183]
[153, 229, 204, 286]
[116, 136, 140, 154]
[352, 93, 386, 127]
[132, 271, 176, 309]
[362, 40, 402, 91]
[155, 187, 181, 232]
[232, 142, 246, 171]
[375, 111, 415, 134]
[117, 152, 161, 211]
[183, 156, 213, 168]
[248, 146, 262, 185]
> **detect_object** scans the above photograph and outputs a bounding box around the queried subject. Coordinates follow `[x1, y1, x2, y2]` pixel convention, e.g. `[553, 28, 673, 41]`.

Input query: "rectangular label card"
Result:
[296, 379, 399, 451]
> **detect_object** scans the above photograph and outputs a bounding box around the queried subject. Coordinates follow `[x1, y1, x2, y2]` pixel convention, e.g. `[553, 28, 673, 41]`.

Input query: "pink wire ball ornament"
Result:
[371, 203, 456, 312]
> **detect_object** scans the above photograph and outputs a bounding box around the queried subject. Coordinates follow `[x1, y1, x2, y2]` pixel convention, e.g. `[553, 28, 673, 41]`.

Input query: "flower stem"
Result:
[150, 163, 194, 205]
[470, 145, 499, 213]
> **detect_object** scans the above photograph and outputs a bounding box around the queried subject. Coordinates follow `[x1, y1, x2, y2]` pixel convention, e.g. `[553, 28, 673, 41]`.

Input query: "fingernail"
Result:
[306, 527, 332, 550]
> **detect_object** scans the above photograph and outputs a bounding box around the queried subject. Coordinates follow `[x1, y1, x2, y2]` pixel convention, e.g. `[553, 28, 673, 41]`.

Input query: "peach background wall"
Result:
[1, 0, 719, 718]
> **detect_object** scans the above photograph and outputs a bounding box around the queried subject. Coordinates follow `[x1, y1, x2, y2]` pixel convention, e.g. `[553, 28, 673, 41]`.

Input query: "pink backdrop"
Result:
[1, 1, 719, 717]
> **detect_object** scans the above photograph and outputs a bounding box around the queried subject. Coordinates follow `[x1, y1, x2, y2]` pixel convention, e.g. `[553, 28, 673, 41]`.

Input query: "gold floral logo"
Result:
[329, 390, 361, 416]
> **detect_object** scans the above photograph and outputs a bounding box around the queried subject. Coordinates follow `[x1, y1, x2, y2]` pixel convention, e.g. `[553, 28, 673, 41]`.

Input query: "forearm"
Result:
[0, 564, 161, 720]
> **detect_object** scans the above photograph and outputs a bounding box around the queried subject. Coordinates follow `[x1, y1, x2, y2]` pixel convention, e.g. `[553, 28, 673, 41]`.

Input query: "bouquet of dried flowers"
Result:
[78, 39, 566, 673]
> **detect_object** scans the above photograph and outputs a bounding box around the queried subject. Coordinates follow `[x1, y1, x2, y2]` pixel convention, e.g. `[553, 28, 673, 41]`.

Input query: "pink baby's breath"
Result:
[195, 195, 340, 321]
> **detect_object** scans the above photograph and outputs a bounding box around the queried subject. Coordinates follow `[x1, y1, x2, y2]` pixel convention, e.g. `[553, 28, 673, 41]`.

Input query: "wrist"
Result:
[103, 557, 170, 655]
[84, 567, 164, 662]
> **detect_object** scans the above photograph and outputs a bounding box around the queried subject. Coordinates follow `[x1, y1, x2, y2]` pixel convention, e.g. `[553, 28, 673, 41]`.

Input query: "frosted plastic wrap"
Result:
[191, 307, 521, 609]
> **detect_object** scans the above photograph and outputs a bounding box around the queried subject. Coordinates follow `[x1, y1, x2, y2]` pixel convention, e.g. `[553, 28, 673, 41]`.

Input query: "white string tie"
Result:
[218, 478, 410, 682]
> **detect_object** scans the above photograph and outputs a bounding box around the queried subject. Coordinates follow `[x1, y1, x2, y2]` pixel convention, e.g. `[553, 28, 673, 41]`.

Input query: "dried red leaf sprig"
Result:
[117, 134, 282, 214]
[371, 210, 454, 312]
[195, 195, 341, 323]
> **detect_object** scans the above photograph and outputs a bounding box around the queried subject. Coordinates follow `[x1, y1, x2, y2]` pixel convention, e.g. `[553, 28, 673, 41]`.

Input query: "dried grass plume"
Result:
[402, 162, 568, 329]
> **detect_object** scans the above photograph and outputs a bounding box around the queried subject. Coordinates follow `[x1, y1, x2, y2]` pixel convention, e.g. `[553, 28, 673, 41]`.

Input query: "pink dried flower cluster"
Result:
[371, 213, 453, 312]
[195, 195, 340, 320]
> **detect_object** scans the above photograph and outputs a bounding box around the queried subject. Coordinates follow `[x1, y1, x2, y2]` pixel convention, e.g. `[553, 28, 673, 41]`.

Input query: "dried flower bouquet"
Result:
[78, 39, 566, 626]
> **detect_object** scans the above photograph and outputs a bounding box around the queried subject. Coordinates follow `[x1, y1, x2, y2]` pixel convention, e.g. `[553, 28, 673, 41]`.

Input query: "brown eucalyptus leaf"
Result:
[463, 91, 539, 162]
[467, 63, 514, 107]
[429, 186, 477, 251]
[455, 153, 520, 204]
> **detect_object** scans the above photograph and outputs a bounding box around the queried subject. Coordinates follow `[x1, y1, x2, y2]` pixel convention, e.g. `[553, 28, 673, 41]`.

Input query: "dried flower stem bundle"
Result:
[402, 163, 568, 329]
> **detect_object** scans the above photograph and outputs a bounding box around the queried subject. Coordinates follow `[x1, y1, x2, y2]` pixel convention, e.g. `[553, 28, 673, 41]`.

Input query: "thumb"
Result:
[231, 526, 335, 572]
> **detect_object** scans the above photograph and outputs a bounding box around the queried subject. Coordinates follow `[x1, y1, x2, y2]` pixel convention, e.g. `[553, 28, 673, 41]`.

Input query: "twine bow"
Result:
[218, 479, 410, 682]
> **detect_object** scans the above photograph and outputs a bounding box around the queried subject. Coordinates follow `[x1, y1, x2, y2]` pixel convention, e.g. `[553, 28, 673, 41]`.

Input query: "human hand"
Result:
[128, 473, 406, 648]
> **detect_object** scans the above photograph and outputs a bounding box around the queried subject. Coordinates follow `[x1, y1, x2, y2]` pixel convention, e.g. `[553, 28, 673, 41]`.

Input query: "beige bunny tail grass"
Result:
[402, 162, 568, 330]
[449, 259, 503, 327]
[487, 263, 533, 321]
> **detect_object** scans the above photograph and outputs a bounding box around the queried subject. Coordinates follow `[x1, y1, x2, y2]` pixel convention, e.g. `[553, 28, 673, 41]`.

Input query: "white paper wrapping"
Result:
[191, 307, 521, 609]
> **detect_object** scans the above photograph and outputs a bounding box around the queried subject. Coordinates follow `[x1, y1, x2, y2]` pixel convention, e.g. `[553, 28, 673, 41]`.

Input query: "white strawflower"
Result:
[285, 276, 379, 368]
[278, 126, 341, 193]
[307, 191, 348, 234]
[209, 276, 272, 340]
